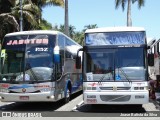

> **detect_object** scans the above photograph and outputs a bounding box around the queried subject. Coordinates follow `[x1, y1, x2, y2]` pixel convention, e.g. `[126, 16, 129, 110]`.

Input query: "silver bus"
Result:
[0, 30, 82, 102]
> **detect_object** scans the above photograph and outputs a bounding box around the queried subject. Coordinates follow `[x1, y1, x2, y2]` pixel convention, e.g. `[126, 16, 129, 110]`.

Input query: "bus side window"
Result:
[56, 55, 63, 79]
[58, 35, 65, 49]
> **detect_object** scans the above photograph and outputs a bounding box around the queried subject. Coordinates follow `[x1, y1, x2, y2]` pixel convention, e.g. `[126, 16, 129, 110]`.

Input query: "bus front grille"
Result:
[100, 95, 131, 102]
[99, 87, 131, 90]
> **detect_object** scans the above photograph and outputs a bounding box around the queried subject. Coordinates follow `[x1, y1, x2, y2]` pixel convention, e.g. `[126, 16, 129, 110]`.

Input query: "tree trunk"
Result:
[64, 0, 69, 36]
[127, 0, 132, 26]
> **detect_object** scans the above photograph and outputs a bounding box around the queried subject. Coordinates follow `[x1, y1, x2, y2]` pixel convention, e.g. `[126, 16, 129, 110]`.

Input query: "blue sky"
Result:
[42, 0, 160, 40]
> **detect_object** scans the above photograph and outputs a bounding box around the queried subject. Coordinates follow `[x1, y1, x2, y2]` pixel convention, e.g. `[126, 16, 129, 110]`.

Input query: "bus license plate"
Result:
[20, 96, 29, 100]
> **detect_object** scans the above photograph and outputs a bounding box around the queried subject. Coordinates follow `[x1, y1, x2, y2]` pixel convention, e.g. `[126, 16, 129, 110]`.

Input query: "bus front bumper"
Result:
[0, 92, 56, 102]
[83, 91, 149, 104]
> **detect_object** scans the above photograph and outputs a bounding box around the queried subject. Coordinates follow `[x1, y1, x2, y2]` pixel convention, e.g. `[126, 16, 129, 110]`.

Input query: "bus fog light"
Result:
[50, 95, 54, 99]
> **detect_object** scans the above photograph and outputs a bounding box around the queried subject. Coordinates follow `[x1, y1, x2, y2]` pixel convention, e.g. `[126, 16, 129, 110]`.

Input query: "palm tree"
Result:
[53, 24, 75, 38]
[83, 24, 98, 32]
[0, 0, 17, 42]
[115, 0, 145, 26]
[0, 0, 41, 41]
[38, 19, 52, 30]
[73, 31, 84, 45]
[0, 0, 64, 42]
[69, 25, 76, 38]
[0, 13, 19, 42]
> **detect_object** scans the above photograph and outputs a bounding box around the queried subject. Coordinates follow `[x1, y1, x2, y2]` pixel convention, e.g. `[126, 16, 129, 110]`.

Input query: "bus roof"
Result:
[4, 30, 61, 37]
[85, 27, 145, 33]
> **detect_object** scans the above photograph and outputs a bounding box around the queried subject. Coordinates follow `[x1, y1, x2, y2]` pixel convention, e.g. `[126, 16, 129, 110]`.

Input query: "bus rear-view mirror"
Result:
[148, 54, 154, 66]
[76, 56, 81, 69]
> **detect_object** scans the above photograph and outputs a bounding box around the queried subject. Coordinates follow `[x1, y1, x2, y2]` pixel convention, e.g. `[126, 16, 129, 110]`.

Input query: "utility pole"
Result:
[64, 0, 69, 37]
[20, 0, 23, 31]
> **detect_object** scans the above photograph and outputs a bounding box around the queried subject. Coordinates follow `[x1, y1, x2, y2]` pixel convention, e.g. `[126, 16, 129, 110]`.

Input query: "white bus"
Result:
[147, 38, 160, 91]
[76, 27, 152, 106]
[0, 30, 82, 102]
[147, 38, 160, 80]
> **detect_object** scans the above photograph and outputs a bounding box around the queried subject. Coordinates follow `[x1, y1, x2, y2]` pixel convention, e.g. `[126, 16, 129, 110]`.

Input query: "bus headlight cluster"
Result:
[87, 95, 96, 98]
[40, 88, 51, 93]
[84, 87, 96, 90]
[134, 87, 145, 90]
[0, 88, 9, 93]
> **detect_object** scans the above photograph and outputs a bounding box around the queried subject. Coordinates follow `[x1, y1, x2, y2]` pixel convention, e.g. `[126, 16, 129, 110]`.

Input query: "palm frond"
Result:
[20, 10, 38, 26]
[23, 4, 41, 16]
[0, 13, 19, 31]
[41, 0, 64, 8]
[137, 0, 145, 9]
[8, 0, 17, 6]
[115, 0, 127, 11]
[115, 0, 122, 9]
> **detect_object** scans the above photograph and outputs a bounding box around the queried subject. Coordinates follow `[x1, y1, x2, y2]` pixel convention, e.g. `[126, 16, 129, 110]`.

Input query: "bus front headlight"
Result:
[0, 88, 9, 93]
[84, 87, 96, 90]
[134, 86, 148, 90]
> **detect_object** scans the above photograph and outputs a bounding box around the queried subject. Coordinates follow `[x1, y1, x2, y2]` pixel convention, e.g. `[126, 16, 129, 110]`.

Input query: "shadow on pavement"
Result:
[77, 104, 146, 113]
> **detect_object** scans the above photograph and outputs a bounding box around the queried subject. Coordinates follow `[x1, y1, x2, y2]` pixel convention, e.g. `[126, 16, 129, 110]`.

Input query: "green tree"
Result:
[0, 0, 41, 41]
[115, 0, 145, 26]
[38, 19, 52, 30]
[0, 0, 16, 14]
[73, 31, 84, 45]
[31, 0, 64, 9]
[53, 24, 75, 38]
[0, 0, 64, 42]
[83, 24, 98, 32]
[53, 24, 98, 46]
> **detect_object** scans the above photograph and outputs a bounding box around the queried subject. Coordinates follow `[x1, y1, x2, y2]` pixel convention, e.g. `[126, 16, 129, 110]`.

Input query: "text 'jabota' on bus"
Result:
[76, 27, 154, 107]
[0, 30, 82, 102]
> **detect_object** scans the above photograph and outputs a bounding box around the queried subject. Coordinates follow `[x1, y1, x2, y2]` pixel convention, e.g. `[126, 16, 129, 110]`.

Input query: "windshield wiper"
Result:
[98, 70, 114, 83]
[98, 68, 132, 84]
[117, 67, 132, 84]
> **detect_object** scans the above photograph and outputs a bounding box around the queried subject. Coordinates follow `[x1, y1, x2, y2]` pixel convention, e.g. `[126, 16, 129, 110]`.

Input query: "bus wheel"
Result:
[64, 88, 71, 103]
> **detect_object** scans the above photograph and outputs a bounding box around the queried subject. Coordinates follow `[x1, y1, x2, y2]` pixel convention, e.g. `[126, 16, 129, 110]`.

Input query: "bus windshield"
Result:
[84, 47, 146, 82]
[0, 34, 56, 83]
